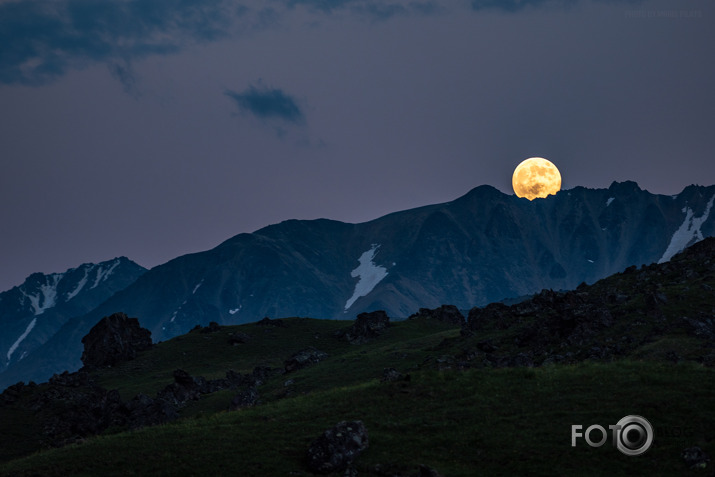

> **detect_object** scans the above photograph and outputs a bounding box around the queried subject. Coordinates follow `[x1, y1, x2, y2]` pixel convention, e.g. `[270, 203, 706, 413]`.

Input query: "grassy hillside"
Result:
[0, 358, 712, 476]
[0, 316, 713, 476]
[1, 239, 714, 475]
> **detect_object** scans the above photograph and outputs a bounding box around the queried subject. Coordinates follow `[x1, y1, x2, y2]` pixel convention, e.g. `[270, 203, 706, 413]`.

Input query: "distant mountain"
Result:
[1, 181, 713, 388]
[0, 258, 146, 374]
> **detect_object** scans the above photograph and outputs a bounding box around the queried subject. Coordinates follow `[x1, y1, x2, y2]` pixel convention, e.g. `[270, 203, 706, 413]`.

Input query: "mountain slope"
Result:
[0, 238, 714, 475]
[2, 181, 714, 388]
[0, 258, 146, 374]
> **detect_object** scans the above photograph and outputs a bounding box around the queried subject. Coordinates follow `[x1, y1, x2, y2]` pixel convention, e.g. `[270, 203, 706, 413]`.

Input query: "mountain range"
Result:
[1, 181, 713, 389]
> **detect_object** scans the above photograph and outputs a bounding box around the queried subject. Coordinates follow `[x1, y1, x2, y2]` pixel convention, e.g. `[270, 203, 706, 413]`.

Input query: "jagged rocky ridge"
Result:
[0, 257, 146, 374]
[445, 236, 715, 369]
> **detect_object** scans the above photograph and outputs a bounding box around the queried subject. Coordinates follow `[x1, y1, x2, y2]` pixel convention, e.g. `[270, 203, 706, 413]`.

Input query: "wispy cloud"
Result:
[284, 0, 441, 20]
[0, 0, 237, 86]
[225, 85, 305, 124]
[469, 0, 643, 12]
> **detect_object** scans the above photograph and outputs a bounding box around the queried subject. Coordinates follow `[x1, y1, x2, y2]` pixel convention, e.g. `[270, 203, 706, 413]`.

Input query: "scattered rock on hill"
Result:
[201, 321, 221, 333]
[337, 310, 390, 344]
[80, 312, 152, 370]
[256, 316, 286, 327]
[382, 368, 409, 382]
[418, 465, 445, 477]
[284, 347, 328, 372]
[228, 332, 251, 345]
[0, 381, 36, 406]
[306, 420, 369, 474]
[229, 387, 259, 410]
[123, 393, 178, 429]
[409, 305, 465, 326]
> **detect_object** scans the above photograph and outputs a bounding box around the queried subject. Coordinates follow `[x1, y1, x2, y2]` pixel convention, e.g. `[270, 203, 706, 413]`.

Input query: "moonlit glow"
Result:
[512, 157, 562, 200]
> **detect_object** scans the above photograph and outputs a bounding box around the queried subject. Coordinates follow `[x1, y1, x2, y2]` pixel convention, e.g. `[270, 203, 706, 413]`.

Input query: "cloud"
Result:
[0, 0, 237, 86]
[107, 61, 140, 97]
[469, 0, 642, 12]
[225, 85, 305, 124]
[284, 0, 441, 20]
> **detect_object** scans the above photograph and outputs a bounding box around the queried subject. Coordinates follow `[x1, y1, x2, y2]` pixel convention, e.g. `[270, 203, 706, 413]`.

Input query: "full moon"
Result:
[512, 157, 562, 200]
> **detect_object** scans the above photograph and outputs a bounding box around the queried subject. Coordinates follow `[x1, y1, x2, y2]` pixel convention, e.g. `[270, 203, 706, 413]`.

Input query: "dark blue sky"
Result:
[1, 0, 714, 291]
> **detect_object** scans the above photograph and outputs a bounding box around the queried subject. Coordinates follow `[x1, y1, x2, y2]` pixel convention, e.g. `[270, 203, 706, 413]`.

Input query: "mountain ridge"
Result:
[0, 257, 146, 375]
[1, 181, 714, 389]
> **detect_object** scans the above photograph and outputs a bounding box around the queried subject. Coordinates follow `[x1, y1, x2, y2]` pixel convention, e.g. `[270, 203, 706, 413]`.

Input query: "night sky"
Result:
[1, 0, 714, 292]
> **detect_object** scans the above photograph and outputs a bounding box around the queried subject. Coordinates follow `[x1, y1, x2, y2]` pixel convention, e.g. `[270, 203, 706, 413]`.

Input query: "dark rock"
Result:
[284, 347, 328, 373]
[681, 315, 715, 340]
[201, 321, 221, 333]
[306, 420, 369, 474]
[381, 368, 407, 382]
[0, 381, 34, 406]
[228, 332, 250, 345]
[338, 310, 390, 344]
[476, 340, 498, 353]
[156, 369, 207, 406]
[229, 387, 259, 410]
[409, 305, 465, 326]
[466, 303, 512, 332]
[32, 380, 125, 446]
[681, 446, 710, 469]
[418, 465, 445, 477]
[123, 393, 178, 429]
[80, 312, 152, 370]
[49, 370, 91, 387]
[256, 317, 286, 327]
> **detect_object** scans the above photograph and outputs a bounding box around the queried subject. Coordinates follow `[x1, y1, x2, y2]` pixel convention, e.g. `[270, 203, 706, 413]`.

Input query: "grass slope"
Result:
[0, 316, 713, 476]
[0, 361, 712, 476]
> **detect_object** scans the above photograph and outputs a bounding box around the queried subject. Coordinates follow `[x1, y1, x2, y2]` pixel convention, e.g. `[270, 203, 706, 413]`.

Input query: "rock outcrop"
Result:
[80, 312, 152, 370]
[284, 347, 328, 373]
[337, 310, 390, 344]
[409, 305, 465, 326]
[306, 420, 369, 474]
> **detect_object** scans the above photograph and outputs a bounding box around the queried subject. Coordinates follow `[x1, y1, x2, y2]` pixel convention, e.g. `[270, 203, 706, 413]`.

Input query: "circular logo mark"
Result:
[615, 415, 654, 456]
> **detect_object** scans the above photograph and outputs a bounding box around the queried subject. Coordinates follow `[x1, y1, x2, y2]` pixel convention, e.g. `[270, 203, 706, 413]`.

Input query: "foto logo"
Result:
[571, 415, 654, 456]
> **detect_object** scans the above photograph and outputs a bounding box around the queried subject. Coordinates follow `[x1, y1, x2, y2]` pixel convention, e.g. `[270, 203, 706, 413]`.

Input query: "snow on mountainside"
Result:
[659, 194, 715, 263]
[344, 244, 389, 311]
[0, 257, 146, 374]
[2, 181, 715, 389]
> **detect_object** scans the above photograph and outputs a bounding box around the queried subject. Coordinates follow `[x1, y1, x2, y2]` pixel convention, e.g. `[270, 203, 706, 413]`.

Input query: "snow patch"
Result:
[66, 266, 91, 301]
[7, 318, 37, 361]
[659, 194, 715, 263]
[170, 310, 178, 323]
[192, 280, 203, 294]
[344, 244, 388, 311]
[21, 274, 62, 315]
[91, 259, 120, 289]
[229, 306, 241, 315]
[606, 197, 615, 207]
[587, 259, 594, 263]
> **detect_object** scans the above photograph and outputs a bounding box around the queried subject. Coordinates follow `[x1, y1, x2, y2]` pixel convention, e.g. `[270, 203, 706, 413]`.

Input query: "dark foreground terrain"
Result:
[0, 239, 714, 476]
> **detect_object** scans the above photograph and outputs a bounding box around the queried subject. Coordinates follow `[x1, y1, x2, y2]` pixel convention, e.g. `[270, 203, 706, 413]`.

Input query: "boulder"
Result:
[80, 312, 152, 370]
[156, 369, 207, 406]
[201, 321, 221, 333]
[306, 420, 369, 474]
[122, 393, 178, 429]
[338, 310, 390, 344]
[229, 387, 259, 410]
[409, 305, 465, 326]
[381, 368, 408, 382]
[228, 332, 251, 345]
[284, 347, 328, 373]
[256, 317, 286, 327]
